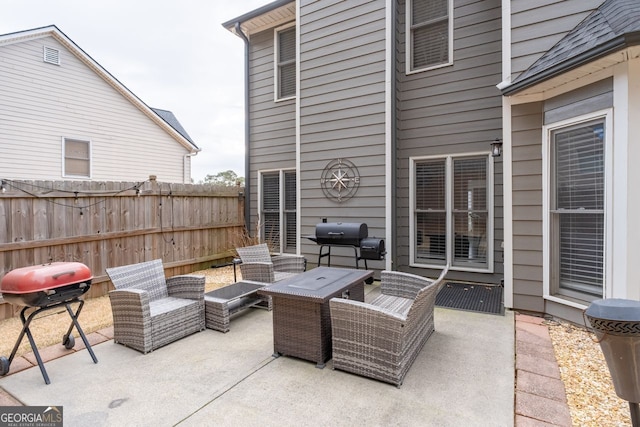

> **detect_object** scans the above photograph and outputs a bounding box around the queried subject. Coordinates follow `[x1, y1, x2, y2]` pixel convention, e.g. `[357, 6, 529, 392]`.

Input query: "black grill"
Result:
[314, 222, 368, 246]
[306, 223, 385, 277]
[359, 237, 385, 261]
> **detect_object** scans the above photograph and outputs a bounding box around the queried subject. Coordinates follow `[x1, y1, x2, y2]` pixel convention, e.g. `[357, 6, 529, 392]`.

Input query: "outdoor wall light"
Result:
[0, 180, 5, 194]
[491, 139, 503, 157]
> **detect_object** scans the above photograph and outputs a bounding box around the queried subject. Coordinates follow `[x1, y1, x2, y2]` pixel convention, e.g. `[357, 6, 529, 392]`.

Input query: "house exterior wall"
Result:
[0, 35, 192, 183]
[240, 0, 505, 279]
[246, 28, 297, 235]
[298, 0, 388, 269]
[510, 0, 604, 79]
[511, 80, 613, 322]
[505, 0, 627, 322]
[511, 101, 544, 312]
[395, 0, 504, 283]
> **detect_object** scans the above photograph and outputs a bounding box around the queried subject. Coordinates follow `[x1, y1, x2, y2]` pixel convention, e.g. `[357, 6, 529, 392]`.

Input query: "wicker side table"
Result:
[204, 281, 265, 332]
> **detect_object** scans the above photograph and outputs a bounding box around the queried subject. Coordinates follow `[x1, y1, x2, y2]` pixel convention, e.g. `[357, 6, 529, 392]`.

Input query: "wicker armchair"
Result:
[329, 265, 449, 387]
[106, 259, 205, 354]
[235, 243, 306, 283]
[235, 243, 306, 310]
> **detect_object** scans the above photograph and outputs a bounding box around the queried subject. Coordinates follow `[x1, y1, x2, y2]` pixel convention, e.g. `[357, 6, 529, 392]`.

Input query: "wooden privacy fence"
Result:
[0, 178, 246, 320]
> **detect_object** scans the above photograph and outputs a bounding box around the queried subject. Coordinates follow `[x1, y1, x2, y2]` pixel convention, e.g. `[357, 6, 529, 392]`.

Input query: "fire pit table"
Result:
[258, 267, 373, 368]
[0, 262, 98, 384]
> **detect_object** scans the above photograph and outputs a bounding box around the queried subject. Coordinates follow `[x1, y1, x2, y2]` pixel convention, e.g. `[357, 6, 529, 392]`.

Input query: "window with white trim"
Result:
[261, 170, 296, 253]
[63, 138, 91, 178]
[412, 154, 492, 271]
[548, 117, 606, 301]
[275, 24, 296, 100]
[407, 0, 453, 73]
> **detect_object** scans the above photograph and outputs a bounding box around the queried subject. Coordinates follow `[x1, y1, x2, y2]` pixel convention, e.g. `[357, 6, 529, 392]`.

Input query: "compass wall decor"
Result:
[320, 158, 360, 202]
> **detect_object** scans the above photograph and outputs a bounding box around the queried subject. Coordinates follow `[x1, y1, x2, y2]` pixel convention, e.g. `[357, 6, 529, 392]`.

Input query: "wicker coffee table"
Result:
[258, 267, 373, 368]
[204, 281, 266, 332]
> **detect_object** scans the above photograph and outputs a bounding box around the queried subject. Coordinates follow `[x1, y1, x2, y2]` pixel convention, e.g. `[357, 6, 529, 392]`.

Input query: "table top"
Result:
[205, 281, 264, 301]
[258, 267, 372, 303]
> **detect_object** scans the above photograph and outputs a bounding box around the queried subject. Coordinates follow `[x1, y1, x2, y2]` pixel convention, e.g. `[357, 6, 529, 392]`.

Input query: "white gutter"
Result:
[235, 22, 252, 231]
[183, 152, 198, 184]
[295, 2, 302, 256]
[385, 0, 394, 271]
[501, 0, 513, 308]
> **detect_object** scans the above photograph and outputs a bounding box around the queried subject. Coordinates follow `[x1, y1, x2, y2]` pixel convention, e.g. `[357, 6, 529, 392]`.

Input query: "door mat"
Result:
[435, 282, 504, 315]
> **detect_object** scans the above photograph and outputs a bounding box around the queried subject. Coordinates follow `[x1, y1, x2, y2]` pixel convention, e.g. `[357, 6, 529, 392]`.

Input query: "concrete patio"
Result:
[0, 284, 517, 426]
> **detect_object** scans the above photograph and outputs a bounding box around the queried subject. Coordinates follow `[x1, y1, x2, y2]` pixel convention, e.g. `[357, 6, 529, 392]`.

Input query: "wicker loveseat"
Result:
[329, 265, 449, 386]
[106, 259, 205, 354]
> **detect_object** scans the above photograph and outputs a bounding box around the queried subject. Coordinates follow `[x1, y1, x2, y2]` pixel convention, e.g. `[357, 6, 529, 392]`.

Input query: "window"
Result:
[63, 138, 91, 178]
[275, 24, 296, 100]
[260, 170, 297, 253]
[412, 154, 492, 271]
[407, 0, 452, 73]
[548, 118, 606, 301]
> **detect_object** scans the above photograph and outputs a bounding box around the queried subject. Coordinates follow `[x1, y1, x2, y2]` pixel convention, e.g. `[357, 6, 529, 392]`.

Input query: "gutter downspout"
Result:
[183, 151, 199, 183]
[235, 22, 251, 234]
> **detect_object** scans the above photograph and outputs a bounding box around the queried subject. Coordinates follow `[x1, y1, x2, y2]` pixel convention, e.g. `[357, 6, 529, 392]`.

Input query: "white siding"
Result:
[0, 35, 191, 182]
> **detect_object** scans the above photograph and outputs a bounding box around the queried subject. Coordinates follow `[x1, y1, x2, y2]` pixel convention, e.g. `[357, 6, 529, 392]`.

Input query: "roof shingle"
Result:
[506, 0, 640, 94]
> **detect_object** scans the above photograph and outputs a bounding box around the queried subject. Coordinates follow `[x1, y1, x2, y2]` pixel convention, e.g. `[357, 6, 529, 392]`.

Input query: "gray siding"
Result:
[511, 102, 544, 313]
[544, 79, 612, 320]
[247, 28, 297, 234]
[298, 0, 388, 268]
[510, 0, 604, 79]
[511, 80, 614, 315]
[544, 78, 613, 124]
[396, 0, 503, 283]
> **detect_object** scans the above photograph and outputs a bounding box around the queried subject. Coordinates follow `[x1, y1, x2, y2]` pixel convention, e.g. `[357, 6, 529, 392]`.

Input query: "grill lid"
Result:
[1, 262, 93, 294]
[315, 222, 368, 246]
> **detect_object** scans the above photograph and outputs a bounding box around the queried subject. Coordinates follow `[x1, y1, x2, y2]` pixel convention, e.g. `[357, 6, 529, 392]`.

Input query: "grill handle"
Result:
[327, 232, 344, 236]
[52, 270, 76, 279]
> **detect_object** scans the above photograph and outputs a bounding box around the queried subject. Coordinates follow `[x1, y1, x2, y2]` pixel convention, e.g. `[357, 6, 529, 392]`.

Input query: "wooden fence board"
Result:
[0, 179, 245, 320]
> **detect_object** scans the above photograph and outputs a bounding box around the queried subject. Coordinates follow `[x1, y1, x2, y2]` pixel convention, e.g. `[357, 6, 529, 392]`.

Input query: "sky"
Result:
[1, 0, 270, 183]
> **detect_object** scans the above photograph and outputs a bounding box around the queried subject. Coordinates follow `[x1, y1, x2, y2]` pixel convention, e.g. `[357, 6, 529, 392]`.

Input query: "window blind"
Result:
[262, 173, 280, 244]
[552, 121, 605, 297]
[453, 157, 487, 264]
[278, 27, 296, 98]
[261, 171, 297, 253]
[410, 0, 449, 70]
[413, 155, 490, 268]
[284, 171, 297, 251]
[415, 160, 446, 261]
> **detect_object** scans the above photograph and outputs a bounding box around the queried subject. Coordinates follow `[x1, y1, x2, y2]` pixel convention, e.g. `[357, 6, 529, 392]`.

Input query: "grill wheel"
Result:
[63, 334, 75, 349]
[0, 357, 9, 376]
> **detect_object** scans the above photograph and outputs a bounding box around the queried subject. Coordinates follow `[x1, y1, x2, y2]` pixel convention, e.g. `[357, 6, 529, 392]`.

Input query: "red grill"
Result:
[1, 262, 93, 307]
[0, 262, 98, 384]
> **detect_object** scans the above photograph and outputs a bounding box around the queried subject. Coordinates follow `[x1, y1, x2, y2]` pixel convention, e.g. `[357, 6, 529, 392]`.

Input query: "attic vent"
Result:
[43, 46, 60, 65]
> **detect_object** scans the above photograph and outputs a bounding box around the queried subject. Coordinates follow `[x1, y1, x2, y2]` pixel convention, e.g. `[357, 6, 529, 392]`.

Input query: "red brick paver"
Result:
[515, 313, 572, 426]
